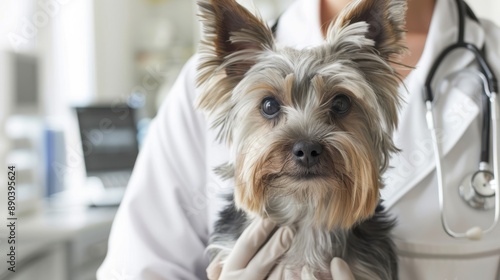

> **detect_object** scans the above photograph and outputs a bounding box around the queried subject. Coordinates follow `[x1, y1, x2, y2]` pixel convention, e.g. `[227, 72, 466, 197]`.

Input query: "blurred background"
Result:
[0, 0, 498, 279]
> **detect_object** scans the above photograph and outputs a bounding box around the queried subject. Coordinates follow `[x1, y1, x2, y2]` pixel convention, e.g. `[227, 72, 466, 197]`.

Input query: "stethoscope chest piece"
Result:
[459, 171, 496, 210]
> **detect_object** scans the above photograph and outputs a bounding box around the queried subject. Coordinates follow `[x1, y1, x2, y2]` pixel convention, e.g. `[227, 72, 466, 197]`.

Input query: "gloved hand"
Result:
[206, 218, 355, 280]
[206, 218, 294, 280]
[300, 258, 355, 280]
[329, 258, 355, 280]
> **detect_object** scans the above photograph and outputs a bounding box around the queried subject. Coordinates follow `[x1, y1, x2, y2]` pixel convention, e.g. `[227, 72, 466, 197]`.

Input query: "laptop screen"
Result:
[75, 106, 139, 173]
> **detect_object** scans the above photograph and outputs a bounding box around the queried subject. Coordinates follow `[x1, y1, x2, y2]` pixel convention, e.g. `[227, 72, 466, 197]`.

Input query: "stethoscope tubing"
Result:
[426, 91, 500, 239]
[424, 0, 500, 240]
[489, 93, 500, 233]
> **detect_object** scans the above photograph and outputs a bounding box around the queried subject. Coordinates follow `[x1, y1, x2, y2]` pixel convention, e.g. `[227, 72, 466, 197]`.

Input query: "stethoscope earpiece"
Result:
[465, 227, 483, 240]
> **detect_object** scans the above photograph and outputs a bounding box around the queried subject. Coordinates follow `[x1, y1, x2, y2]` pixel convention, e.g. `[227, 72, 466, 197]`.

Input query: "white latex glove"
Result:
[299, 258, 355, 280]
[206, 218, 294, 280]
[207, 218, 355, 280]
[329, 258, 355, 280]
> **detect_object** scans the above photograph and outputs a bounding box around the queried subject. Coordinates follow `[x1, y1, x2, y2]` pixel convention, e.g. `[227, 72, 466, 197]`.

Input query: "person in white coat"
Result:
[97, 0, 500, 279]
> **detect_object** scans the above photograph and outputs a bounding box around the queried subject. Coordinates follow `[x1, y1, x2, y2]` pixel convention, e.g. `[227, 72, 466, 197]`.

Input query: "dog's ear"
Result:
[197, 0, 274, 78]
[196, 0, 275, 135]
[331, 0, 407, 59]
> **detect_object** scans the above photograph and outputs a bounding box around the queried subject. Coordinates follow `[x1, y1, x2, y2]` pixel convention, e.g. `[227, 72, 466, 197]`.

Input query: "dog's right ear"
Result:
[196, 0, 275, 114]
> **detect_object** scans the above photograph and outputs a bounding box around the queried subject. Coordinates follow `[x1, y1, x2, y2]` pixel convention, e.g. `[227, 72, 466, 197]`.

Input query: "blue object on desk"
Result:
[44, 128, 66, 197]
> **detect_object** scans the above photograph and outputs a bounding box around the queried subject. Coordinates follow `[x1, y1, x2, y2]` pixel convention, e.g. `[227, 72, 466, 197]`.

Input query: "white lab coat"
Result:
[97, 0, 500, 279]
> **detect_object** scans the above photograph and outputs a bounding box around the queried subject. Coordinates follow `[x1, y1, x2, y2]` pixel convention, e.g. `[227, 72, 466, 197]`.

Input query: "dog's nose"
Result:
[292, 141, 323, 167]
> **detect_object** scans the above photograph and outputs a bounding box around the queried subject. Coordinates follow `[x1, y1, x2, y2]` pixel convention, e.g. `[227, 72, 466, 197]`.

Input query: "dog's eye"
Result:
[261, 97, 281, 119]
[331, 94, 351, 116]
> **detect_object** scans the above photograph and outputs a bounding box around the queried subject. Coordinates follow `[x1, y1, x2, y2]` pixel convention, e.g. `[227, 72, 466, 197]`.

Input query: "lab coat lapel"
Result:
[381, 0, 484, 208]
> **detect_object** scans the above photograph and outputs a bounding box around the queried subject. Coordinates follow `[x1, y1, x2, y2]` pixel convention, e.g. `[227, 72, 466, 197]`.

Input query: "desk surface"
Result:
[0, 202, 117, 272]
[19, 205, 117, 239]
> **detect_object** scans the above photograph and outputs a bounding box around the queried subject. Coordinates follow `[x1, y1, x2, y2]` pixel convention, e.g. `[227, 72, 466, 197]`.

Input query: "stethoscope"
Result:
[425, 0, 499, 240]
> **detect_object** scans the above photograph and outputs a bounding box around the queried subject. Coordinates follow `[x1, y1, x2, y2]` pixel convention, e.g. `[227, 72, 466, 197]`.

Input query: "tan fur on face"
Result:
[319, 133, 379, 229]
[231, 87, 382, 229]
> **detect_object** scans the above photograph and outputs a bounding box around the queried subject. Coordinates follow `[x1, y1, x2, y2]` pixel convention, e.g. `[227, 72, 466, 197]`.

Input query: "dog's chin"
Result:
[262, 171, 376, 229]
[266, 172, 334, 191]
[273, 163, 334, 182]
[285, 173, 325, 182]
[262, 174, 335, 222]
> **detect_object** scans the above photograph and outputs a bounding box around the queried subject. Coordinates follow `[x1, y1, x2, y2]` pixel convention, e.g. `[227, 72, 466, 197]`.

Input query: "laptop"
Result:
[75, 105, 139, 206]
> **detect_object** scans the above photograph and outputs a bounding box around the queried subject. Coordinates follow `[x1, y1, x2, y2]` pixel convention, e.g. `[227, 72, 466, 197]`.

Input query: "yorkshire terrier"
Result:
[196, 0, 407, 279]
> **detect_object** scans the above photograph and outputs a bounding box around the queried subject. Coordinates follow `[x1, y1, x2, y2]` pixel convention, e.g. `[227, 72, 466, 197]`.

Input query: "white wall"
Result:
[92, 0, 135, 103]
[91, 0, 198, 108]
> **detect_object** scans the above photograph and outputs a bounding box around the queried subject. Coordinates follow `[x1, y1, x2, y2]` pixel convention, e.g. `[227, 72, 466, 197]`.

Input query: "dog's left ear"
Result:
[332, 0, 407, 59]
[197, 0, 275, 111]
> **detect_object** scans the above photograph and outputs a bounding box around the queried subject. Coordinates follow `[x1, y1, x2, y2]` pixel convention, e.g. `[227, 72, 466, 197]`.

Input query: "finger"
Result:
[330, 258, 355, 280]
[245, 226, 294, 277]
[207, 253, 224, 280]
[301, 266, 315, 280]
[224, 218, 277, 272]
[267, 262, 286, 280]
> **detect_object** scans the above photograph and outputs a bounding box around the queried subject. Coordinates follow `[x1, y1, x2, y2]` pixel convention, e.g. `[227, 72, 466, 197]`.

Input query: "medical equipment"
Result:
[424, 0, 499, 240]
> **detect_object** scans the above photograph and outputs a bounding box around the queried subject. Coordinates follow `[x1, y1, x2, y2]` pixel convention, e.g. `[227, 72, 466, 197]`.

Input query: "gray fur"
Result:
[210, 199, 397, 279]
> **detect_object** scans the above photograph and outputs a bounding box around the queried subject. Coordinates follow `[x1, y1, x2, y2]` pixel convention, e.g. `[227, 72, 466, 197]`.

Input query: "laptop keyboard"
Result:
[97, 171, 132, 189]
